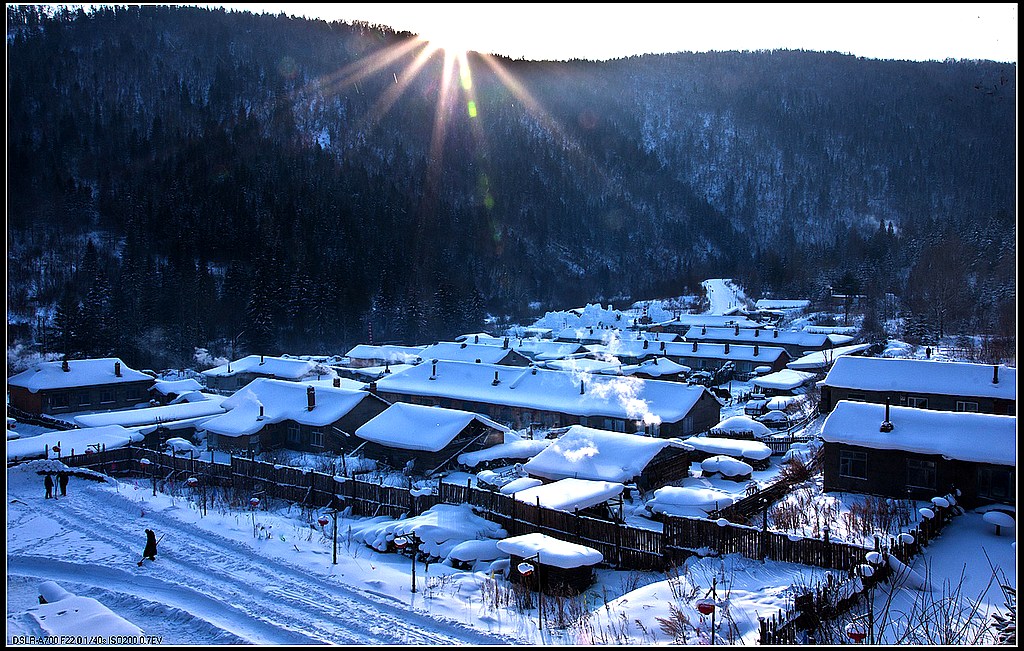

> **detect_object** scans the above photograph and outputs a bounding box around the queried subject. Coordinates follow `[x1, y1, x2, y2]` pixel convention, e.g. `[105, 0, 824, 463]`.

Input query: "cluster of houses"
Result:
[7, 321, 1016, 513]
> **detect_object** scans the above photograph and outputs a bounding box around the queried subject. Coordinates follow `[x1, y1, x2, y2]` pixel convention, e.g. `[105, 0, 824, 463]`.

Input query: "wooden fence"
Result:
[56, 446, 874, 574]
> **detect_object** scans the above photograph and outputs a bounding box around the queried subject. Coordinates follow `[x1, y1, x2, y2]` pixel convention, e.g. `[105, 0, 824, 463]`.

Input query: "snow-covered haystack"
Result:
[352, 504, 507, 561]
[442, 539, 505, 570]
[700, 455, 753, 481]
[645, 485, 738, 518]
[164, 437, 199, 455]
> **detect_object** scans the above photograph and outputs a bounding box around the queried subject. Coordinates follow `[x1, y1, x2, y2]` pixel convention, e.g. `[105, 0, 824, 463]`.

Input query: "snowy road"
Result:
[6, 478, 520, 645]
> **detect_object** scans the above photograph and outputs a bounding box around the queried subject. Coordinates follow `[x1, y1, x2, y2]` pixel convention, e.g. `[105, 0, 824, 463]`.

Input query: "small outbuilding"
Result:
[497, 532, 603, 596]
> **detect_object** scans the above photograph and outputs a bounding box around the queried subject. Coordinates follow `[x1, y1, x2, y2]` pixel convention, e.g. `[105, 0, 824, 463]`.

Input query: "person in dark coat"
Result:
[58, 471, 69, 496]
[143, 529, 158, 561]
[44, 473, 54, 499]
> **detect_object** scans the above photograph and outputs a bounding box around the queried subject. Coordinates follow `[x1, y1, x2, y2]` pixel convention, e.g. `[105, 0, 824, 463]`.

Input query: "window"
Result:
[906, 396, 929, 409]
[977, 466, 1013, 501]
[77, 392, 92, 407]
[846, 393, 866, 402]
[287, 424, 301, 444]
[100, 389, 115, 404]
[955, 401, 979, 413]
[51, 393, 69, 409]
[839, 450, 868, 480]
[125, 387, 143, 401]
[644, 422, 660, 437]
[906, 458, 937, 490]
[310, 429, 324, 448]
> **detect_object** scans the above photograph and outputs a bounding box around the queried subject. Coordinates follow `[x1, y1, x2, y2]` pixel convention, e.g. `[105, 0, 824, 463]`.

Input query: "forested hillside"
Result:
[6, 5, 1016, 370]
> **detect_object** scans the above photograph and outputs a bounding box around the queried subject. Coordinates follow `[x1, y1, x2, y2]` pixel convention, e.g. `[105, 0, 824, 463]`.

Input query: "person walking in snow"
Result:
[58, 471, 69, 497]
[44, 473, 54, 499]
[141, 529, 158, 564]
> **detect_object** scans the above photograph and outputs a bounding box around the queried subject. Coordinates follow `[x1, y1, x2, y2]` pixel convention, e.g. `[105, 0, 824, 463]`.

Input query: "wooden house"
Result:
[418, 341, 532, 367]
[662, 341, 791, 380]
[819, 357, 1016, 415]
[684, 325, 853, 359]
[820, 401, 1016, 508]
[353, 402, 510, 476]
[371, 360, 720, 438]
[342, 345, 425, 369]
[521, 425, 691, 492]
[201, 355, 334, 394]
[149, 378, 205, 405]
[7, 358, 153, 416]
[199, 378, 389, 454]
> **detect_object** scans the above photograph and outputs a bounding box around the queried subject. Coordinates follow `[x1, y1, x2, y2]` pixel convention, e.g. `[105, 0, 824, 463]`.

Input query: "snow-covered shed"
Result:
[786, 343, 872, 372]
[661, 341, 791, 379]
[750, 369, 817, 396]
[821, 400, 1017, 507]
[7, 358, 154, 416]
[684, 436, 773, 470]
[521, 425, 691, 491]
[201, 355, 334, 394]
[198, 378, 389, 454]
[353, 402, 509, 476]
[372, 360, 720, 438]
[708, 415, 773, 441]
[149, 378, 205, 404]
[497, 532, 603, 595]
[510, 477, 625, 519]
[819, 357, 1016, 415]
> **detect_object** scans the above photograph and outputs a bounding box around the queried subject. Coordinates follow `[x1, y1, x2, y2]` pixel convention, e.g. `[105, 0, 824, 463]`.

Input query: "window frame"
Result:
[838, 449, 868, 480]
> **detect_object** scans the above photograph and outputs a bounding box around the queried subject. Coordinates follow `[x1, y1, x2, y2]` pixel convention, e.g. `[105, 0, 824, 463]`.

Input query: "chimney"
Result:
[580, 380, 585, 394]
[754, 344, 759, 356]
[492, 371, 500, 386]
[773, 329, 779, 338]
[503, 337, 509, 350]
[430, 359, 438, 380]
[368, 380, 377, 392]
[474, 335, 479, 344]
[260, 355, 265, 365]
[660, 341, 665, 351]
[384, 362, 391, 374]
[734, 324, 740, 335]
[653, 357, 658, 365]
[460, 342, 467, 349]
[692, 342, 698, 352]
[643, 340, 649, 349]
[62, 359, 70, 373]
[993, 365, 999, 384]
[755, 329, 760, 337]
[724, 343, 730, 354]
[701, 326, 707, 335]
[307, 385, 315, 411]
[114, 361, 122, 377]
[333, 377, 340, 388]
[257, 405, 265, 420]
[880, 398, 894, 432]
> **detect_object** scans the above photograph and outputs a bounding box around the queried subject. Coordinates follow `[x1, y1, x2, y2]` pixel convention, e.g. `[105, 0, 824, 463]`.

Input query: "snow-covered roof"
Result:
[198, 378, 376, 437]
[586, 339, 663, 360]
[751, 369, 817, 391]
[685, 436, 772, 461]
[201, 355, 325, 379]
[556, 326, 629, 344]
[454, 333, 500, 343]
[820, 401, 1017, 465]
[151, 378, 204, 396]
[542, 357, 622, 375]
[374, 360, 707, 424]
[495, 532, 603, 568]
[822, 357, 1017, 400]
[7, 425, 142, 462]
[8, 358, 153, 392]
[74, 396, 228, 428]
[511, 477, 624, 512]
[354, 402, 509, 452]
[648, 314, 762, 329]
[343, 344, 426, 364]
[711, 416, 772, 438]
[701, 455, 754, 477]
[754, 299, 810, 310]
[418, 342, 525, 365]
[662, 340, 788, 363]
[646, 485, 737, 518]
[684, 326, 842, 348]
[617, 358, 690, 378]
[458, 437, 551, 467]
[786, 344, 872, 370]
[523, 425, 685, 483]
